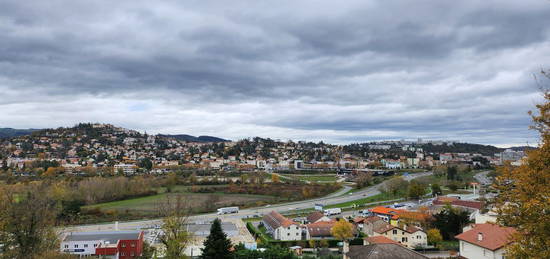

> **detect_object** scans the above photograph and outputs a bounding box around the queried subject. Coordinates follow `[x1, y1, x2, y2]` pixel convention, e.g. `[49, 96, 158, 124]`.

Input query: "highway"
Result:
[65, 172, 432, 232]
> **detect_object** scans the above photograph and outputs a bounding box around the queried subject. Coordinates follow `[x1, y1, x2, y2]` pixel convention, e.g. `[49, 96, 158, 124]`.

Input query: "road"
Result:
[66, 172, 432, 232]
[474, 170, 492, 186]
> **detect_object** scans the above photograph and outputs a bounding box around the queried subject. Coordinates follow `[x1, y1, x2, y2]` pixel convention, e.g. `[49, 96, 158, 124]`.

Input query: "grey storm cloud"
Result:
[0, 0, 549, 145]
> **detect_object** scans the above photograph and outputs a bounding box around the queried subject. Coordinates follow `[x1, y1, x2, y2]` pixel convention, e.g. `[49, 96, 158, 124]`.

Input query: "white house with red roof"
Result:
[262, 211, 303, 241]
[455, 223, 516, 259]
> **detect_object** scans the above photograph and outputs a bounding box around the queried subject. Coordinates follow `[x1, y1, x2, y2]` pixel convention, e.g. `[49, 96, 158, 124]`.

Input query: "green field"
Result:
[84, 192, 276, 214]
[281, 174, 337, 182]
[414, 170, 479, 187]
[325, 191, 404, 209]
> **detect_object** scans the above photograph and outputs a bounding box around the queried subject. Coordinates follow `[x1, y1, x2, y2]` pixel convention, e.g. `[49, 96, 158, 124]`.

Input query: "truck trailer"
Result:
[217, 207, 239, 215]
[323, 208, 342, 216]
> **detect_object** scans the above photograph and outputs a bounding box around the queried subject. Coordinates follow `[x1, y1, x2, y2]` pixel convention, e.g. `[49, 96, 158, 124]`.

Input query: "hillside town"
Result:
[0, 123, 537, 258]
[57, 192, 517, 259]
[0, 123, 526, 177]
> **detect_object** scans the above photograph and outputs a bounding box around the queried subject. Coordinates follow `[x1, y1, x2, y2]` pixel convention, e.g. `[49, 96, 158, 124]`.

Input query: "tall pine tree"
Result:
[201, 218, 233, 259]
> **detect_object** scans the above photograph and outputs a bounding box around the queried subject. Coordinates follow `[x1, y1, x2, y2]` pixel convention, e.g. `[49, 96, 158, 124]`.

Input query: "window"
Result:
[131, 252, 135, 256]
[74, 244, 79, 248]
[287, 233, 290, 236]
[121, 252, 125, 256]
[84, 244, 88, 248]
[296, 227, 299, 230]
[122, 243, 126, 247]
[402, 231, 405, 235]
[417, 235, 421, 239]
[131, 242, 135, 247]
[393, 230, 397, 235]
[402, 237, 408, 242]
[94, 244, 97, 247]
[64, 245, 68, 248]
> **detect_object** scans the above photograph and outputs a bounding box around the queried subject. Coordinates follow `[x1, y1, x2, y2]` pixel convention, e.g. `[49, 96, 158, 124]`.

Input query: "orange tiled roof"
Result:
[369, 206, 404, 215]
[262, 211, 299, 229]
[455, 223, 516, 251]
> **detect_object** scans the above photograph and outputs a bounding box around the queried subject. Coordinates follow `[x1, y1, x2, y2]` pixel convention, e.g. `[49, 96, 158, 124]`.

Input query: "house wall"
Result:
[406, 231, 427, 248]
[60, 239, 101, 256]
[95, 247, 118, 258]
[118, 238, 142, 258]
[375, 229, 427, 248]
[459, 241, 506, 259]
[274, 225, 302, 241]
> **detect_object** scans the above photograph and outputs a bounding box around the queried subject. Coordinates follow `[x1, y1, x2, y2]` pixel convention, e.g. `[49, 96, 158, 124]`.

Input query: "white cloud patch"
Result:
[0, 0, 548, 146]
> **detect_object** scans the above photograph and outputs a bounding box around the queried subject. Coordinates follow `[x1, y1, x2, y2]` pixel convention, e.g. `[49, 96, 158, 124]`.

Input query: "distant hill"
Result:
[420, 142, 503, 156]
[158, 134, 229, 143]
[0, 128, 38, 138]
[507, 146, 537, 152]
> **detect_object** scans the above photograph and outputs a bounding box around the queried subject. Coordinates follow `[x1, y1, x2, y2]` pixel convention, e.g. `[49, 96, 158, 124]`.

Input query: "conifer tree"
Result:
[200, 218, 233, 259]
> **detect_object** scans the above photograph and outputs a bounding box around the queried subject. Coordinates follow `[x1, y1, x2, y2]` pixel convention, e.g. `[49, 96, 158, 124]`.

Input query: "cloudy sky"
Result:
[1, 0, 549, 146]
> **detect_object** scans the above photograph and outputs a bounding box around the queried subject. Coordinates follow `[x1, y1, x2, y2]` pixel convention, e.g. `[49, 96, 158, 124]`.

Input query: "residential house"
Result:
[372, 222, 428, 249]
[305, 221, 335, 239]
[262, 211, 303, 241]
[354, 216, 387, 236]
[455, 223, 516, 259]
[369, 206, 402, 225]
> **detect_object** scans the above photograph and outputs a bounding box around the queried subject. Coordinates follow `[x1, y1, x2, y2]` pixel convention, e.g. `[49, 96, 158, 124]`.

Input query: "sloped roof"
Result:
[365, 236, 400, 245]
[307, 211, 326, 223]
[433, 196, 484, 210]
[354, 216, 385, 224]
[307, 220, 358, 237]
[452, 200, 484, 210]
[262, 211, 298, 229]
[403, 225, 424, 234]
[353, 217, 365, 224]
[63, 231, 142, 244]
[369, 206, 403, 215]
[364, 216, 385, 223]
[373, 222, 425, 234]
[307, 221, 335, 237]
[347, 244, 428, 259]
[372, 222, 395, 234]
[455, 223, 516, 251]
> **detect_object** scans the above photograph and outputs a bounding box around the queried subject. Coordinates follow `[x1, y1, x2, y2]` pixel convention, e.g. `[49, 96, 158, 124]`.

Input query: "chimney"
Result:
[477, 232, 483, 241]
[342, 241, 350, 259]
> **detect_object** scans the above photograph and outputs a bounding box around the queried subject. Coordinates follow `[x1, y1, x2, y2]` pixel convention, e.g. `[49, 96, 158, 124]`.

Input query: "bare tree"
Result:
[0, 184, 61, 259]
[157, 194, 192, 259]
